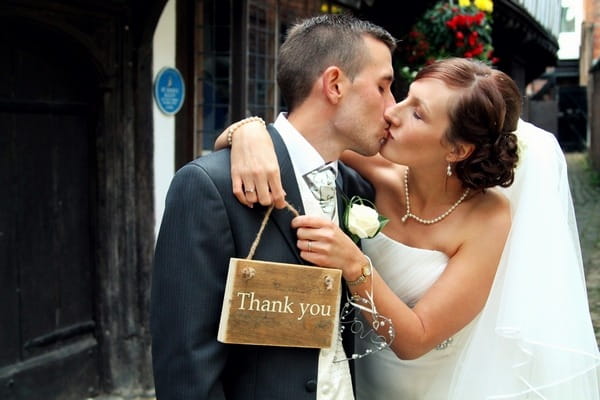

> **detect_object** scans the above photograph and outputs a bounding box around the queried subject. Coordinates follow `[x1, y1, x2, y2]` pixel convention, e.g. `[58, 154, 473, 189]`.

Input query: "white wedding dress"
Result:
[355, 120, 600, 399]
[357, 232, 474, 399]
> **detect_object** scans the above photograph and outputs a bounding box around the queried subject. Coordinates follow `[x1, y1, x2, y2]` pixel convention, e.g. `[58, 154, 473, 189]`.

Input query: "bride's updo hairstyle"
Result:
[415, 58, 520, 189]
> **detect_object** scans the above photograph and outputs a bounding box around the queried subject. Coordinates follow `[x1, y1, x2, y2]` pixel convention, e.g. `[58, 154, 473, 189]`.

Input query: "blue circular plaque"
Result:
[154, 67, 185, 115]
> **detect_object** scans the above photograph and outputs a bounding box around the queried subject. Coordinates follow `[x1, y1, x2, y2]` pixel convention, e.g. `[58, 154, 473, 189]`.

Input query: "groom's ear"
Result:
[321, 66, 344, 104]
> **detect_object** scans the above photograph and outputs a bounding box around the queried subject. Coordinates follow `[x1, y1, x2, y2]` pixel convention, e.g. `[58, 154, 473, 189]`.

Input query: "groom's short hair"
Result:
[277, 14, 396, 111]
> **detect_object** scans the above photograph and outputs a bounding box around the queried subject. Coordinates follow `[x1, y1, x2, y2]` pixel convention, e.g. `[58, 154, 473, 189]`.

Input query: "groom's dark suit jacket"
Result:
[150, 126, 373, 400]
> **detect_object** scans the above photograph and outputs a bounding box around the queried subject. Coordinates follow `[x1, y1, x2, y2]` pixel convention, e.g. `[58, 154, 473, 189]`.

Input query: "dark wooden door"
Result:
[0, 19, 100, 399]
[558, 85, 588, 151]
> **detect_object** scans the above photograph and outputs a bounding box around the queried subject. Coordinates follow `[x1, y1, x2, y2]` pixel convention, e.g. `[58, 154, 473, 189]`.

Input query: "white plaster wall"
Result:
[153, 0, 176, 238]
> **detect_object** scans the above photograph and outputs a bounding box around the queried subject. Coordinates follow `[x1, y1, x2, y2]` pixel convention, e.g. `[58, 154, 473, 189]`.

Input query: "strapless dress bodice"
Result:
[363, 232, 448, 307]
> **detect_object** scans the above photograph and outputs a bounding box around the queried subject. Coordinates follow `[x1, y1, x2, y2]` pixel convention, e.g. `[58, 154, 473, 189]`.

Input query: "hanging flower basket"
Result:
[397, 0, 498, 82]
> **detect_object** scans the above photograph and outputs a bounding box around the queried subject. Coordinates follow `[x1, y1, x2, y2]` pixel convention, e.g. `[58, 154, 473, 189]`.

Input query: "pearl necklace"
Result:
[401, 168, 471, 225]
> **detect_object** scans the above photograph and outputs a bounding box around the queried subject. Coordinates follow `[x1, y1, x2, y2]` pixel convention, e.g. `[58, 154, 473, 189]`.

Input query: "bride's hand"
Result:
[291, 216, 365, 280]
[216, 119, 287, 209]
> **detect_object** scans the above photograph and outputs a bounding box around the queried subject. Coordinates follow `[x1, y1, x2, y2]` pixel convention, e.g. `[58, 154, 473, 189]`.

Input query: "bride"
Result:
[216, 58, 600, 398]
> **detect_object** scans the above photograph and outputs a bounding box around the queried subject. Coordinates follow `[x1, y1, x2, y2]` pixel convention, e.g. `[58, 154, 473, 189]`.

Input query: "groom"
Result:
[150, 14, 396, 400]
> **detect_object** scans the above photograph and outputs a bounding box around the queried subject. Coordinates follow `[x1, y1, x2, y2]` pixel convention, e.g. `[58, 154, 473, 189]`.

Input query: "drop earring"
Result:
[447, 163, 453, 177]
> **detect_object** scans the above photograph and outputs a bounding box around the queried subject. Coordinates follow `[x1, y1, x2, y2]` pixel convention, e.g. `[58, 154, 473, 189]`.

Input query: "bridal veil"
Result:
[448, 119, 600, 398]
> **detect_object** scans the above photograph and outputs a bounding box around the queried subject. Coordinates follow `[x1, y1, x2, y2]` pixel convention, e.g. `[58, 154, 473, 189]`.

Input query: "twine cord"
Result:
[246, 202, 300, 260]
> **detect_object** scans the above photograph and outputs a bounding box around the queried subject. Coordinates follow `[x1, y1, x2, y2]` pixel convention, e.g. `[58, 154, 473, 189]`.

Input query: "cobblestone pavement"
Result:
[565, 152, 600, 344]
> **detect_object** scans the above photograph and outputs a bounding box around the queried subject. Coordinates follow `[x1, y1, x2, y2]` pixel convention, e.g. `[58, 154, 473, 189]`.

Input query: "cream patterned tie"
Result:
[304, 164, 352, 399]
[302, 164, 337, 220]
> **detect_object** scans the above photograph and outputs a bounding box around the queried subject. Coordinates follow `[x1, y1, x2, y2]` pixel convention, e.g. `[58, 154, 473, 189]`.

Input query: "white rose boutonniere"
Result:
[343, 196, 389, 243]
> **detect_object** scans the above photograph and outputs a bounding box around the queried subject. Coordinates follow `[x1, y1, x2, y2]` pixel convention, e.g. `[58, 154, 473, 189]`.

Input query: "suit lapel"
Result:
[268, 125, 305, 264]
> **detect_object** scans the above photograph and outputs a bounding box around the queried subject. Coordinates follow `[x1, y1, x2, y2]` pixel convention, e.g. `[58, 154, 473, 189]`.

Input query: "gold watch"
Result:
[345, 262, 372, 287]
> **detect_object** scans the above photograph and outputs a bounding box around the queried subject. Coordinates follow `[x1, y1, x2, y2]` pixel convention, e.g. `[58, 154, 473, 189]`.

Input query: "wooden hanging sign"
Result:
[218, 258, 342, 348]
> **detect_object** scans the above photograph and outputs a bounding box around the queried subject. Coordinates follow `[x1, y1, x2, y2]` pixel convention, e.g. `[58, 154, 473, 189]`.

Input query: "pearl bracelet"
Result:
[227, 116, 266, 147]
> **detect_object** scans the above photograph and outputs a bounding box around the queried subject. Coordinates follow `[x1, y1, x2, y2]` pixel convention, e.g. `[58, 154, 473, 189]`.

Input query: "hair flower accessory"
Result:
[343, 196, 389, 243]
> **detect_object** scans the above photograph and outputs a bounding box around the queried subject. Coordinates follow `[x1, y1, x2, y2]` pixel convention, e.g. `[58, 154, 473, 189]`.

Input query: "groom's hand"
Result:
[291, 215, 365, 279]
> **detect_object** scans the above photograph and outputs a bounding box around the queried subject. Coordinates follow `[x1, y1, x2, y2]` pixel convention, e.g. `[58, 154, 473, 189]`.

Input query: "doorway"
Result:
[0, 18, 100, 399]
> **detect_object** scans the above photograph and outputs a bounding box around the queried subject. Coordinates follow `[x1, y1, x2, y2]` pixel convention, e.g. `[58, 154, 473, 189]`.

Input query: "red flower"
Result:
[468, 31, 478, 46]
[471, 43, 484, 56]
[474, 11, 485, 24]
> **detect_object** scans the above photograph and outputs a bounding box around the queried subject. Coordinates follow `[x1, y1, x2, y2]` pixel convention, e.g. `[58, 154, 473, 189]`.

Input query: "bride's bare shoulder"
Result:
[467, 188, 512, 232]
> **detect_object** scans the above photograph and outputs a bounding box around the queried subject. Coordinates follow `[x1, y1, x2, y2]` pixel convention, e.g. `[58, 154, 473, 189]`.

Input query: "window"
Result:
[195, 0, 322, 153]
[196, 0, 232, 153]
[560, 6, 575, 33]
[247, 0, 278, 122]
